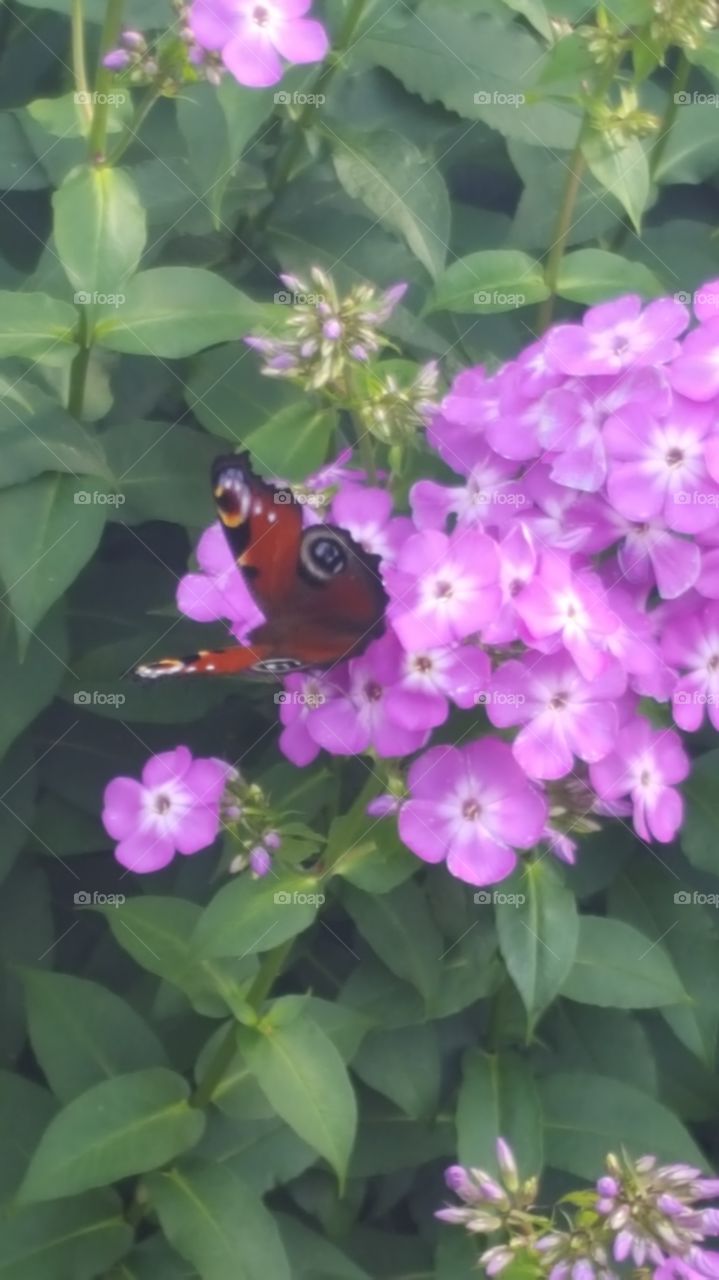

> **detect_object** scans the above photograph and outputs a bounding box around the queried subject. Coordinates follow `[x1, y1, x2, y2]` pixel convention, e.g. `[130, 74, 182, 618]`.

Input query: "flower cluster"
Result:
[116, 279, 719, 887]
[437, 1141, 719, 1280]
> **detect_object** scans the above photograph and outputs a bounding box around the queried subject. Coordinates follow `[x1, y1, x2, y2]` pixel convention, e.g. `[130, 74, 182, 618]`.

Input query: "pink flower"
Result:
[177, 523, 263, 639]
[670, 318, 719, 401]
[278, 669, 346, 766]
[589, 720, 689, 843]
[384, 641, 491, 731]
[102, 747, 229, 872]
[514, 552, 619, 679]
[330, 485, 412, 565]
[662, 601, 719, 732]
[693, 279, 719, 323]
[190, 0, 328, 88]
[399, 740, 547, 886]
[547, 295, 688, 377]
[387, 528, 501, 651]
[486, 652, 625, 780]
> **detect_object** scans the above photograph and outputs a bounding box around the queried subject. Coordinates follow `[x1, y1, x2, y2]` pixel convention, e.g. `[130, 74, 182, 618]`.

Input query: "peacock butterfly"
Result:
[134, 453, 388, 680]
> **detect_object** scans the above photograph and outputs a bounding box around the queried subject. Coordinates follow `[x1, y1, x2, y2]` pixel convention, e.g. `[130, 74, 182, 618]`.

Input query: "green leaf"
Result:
[654, 100, 719, 185]
[0, 1072, 56, 1200]
[353, 1024, 440, 1118]
[185, 344, 298, 441]
[541, 1072, 705, 1176]
[359, 4, 580, 148]
[22, 969, 168, 1102]
[560, 915, 688, 1008]
[496, 862, 578, 1029]
[18, 1069, 205, 1203]
[94, 268, 271, 357]
[0, 1192, 131, 1280]
[681, 748, 719, 875]
[456, 1050, 543, 1176]
[0, 379, 108, 488]
[330, 126, 450, 280]
[0, 474, 106, 645]
[556, 249, 664, 303]
[177, 80, 275, 225]
[276, 1214, 371, 1280]
[542, 1004, 658, 1094]
[147, 1163, 291, 1280]
[582, 133, 650, 232]
[0, 606, 68, 761]
[53, 165, 146, 301]
[240, 1005, 357, 1186]
[0, 292, 77, 363]
[101, 421, 218, 526]
[342, 880, 441, 1005]
[242, 404, 338, 482]
[192, 873, 321, 961]
[0, 741, 37, 887]
[426, 250, 548, 314]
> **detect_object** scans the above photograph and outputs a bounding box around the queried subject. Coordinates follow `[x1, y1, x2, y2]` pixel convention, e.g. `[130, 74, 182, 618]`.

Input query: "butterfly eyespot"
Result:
[300, 528, 348, 582]
[214, 467, 252, 527]
[252, 657, 304, 675]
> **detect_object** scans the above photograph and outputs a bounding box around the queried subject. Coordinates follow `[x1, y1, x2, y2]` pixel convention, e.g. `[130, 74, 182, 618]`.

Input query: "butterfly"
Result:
[134, 453, 388, 680]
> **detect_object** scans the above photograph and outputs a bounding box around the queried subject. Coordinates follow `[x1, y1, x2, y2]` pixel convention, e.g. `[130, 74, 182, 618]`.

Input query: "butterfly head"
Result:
[213, 459, 253, 529]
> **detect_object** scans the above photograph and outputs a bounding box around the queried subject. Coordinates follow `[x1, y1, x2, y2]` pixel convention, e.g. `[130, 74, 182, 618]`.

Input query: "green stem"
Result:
[269, 0, 371, 195]
[356, 424, 377, 484]
[67, 307, 91, 418]
[106, 86, 161, 165]
[189, 938, 294, 1110]
[71, 0, 92, 127]
[610, 50, 691, 253]
[536, 123, 588, 333]
[87, 0, 125, 162]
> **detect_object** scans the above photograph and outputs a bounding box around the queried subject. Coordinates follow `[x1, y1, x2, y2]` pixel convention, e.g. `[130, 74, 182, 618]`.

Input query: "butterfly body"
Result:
[135, 454, 387, 680]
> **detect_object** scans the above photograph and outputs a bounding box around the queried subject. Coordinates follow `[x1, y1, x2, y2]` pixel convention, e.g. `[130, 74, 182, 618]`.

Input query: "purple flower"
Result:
[399, 740, 547, 886]
[102, 747, 229, 872]
[278, 669, 346, 766]
[486, 652, 625, 780]
[670, 319, 719, 401]
[384, 641, 491, 731]
[387, 528, 501, 651]
[662, 601, 719, 732]
[177, 523, 263, 638]
[515, 552, 619, 680]
[547, 295, 688, 377]
[330, 485, 412, 565]
[190, 0, 329, 87]
[589, 719, 689, 843]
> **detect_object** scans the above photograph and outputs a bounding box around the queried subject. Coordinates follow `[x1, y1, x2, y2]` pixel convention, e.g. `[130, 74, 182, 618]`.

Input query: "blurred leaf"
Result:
[147, 1162, 291, 1280]
[0, 740, 37, 887]
[0, 292, 76, 363]
[22, 969, 168, 1102]
[242, 403, 338, 481]
[582, 133, 650, 232]
[53, 165, 146, 301]
[541, 1072, 705, 1176]
[560, 915, 687, 1008]
[330, 126, 450, 280]
[342, 880, 442, 1005]
[0, 474, 106, 646]
[240, 1006, 357, 1185]
[0, 114, 48, 189]
[18, 1069, 205, 1202]
[456, 1050, 543, 1175]
[426, 249, 548, 314]
[496, 861, 578, 1029]
[192, 873, 321, 960]
[681, 748, 719, 875]
[0, 1072, 56, 1201]
[94, 268, 271, 357]
[101, 420, 218, 526]
[185, 343, 298, 441]
[0, 606, 68, 761]
[556, 249, 664, 302]
[654, 101, 719, 184]
[0, 379, 109, 487]
[0, 1192, 131, 1280]
[353, 1023, 440, 1118]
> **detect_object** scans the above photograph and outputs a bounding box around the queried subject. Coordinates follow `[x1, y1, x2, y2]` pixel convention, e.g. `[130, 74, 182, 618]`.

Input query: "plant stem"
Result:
[71, 0, 92, 127]
[67, 307, 91, 418]
[106, 86, 160, 165]
[87, 0, 125, 162]
[356, 424, 377, 483]
[536, 123, 587, 333]
[189, 938, 294, 1109]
